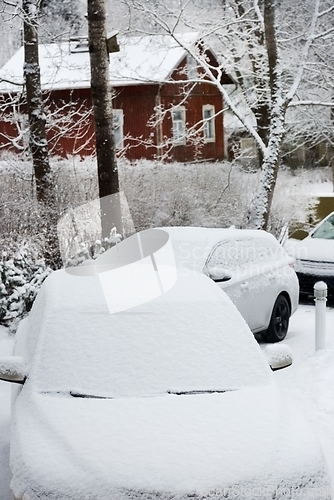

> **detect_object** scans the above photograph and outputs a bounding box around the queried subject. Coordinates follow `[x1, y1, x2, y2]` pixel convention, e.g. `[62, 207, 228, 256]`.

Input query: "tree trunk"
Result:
[247, 118, 285, 229]
[87, 0, 123, 239]
[23, 0, 50, 203]
[253, 103, 271, 164]
[23, 0, 61, 269]
[247, 0, 285, 230]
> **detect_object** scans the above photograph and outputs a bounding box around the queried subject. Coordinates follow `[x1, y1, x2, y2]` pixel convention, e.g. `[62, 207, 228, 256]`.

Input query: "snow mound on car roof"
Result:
[23, 268, 271, 397]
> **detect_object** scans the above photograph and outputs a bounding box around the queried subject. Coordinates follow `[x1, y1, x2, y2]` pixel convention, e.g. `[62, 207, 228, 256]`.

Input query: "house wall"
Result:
[46, 89, 95, 157]
[113, 80, 225, 162]
[0, 111, 21, 153]
[113, 85, 158, 161]
[158, 52, 225, 162]
[160, 85, 224, 162]
[0, 54, 226, 162]
[0, 89, 96, 157]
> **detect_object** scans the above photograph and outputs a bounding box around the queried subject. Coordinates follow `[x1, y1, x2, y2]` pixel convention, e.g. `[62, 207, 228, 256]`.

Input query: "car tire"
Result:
[261, 295, 290, 343]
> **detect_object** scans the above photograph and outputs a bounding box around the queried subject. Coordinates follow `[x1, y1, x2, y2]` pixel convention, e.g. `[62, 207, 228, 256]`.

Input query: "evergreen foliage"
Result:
[0, 228, 121, 332]
[0, 247, 52, 332]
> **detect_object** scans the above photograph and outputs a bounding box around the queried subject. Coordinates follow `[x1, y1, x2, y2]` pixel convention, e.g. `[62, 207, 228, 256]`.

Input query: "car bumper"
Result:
[296, 271, 334, 298]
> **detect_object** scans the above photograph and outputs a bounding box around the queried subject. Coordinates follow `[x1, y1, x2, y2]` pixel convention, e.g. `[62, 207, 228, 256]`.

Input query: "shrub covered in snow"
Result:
[0, 229, 122, 331]
[1, 153, 332, 246]
[0, 153, 332, 330]
[0, 247, 52, 332]
[64, 227, 122, 268]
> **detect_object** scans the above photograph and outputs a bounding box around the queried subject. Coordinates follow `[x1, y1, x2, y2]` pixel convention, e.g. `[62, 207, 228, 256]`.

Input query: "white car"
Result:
[163, 227, 299, 343]
[0, 235, 330, 499]
[285, 211, 334, 299]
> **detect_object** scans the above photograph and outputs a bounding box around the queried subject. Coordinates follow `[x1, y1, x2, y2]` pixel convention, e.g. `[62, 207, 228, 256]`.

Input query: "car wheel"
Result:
[262, 295, 290, 343]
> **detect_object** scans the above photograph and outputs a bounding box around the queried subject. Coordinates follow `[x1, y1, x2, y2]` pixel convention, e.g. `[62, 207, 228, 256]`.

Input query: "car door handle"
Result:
[240, 282, 249, 290]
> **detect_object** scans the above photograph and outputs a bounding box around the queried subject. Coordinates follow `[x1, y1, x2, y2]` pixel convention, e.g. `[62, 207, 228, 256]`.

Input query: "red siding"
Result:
[0, 52, 227, 162]
[45, 89, 95, 157]
[113, 85, 158, 161]
[160, 85, 224, 162]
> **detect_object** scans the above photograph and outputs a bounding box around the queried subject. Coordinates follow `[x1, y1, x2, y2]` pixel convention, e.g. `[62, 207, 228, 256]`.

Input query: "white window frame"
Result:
[171, 106, 186, 145]
[202, 104, 216, 143]
[113, 109, 124, 149]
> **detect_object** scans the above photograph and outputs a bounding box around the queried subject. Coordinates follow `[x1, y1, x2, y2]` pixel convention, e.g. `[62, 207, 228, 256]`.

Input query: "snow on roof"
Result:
[0, 33, 199, 93]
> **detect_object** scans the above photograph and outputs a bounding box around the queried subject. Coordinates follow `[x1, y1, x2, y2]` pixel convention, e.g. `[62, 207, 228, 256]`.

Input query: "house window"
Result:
[240, 137, 257, 158]
[113, 109, 124, 149]
[203, 105, 215, 142]
[171, 106, 186, 145]
[187, 55, 197, 80]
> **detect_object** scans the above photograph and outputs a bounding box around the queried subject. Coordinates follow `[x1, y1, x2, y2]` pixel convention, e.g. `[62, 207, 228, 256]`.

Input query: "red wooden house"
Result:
[0, 33, 231, 162]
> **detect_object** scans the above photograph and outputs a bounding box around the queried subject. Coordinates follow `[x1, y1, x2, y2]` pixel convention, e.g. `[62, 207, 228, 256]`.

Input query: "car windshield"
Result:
[29, 270, 271, 398]
[311, 214, 334, 240]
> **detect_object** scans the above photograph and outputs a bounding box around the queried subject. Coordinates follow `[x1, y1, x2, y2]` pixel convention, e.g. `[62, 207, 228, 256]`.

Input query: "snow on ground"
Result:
[1, 303, 334, 498]
[267, 300, 334, 496]
[0, 325, 14, 500]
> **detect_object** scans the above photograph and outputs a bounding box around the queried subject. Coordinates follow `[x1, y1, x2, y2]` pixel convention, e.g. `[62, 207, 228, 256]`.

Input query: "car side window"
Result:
[205, 238, 253, 272]
[204, 237, 283, 275]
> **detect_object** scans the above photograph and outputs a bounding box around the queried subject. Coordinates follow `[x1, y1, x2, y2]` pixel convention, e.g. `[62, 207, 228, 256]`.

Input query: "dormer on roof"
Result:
[70, 37, 89, 53]
[106, 31, 120, 54]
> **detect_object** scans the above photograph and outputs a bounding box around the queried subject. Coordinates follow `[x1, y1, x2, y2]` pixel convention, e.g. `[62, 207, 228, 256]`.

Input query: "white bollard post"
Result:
[314, 281, 327, 351]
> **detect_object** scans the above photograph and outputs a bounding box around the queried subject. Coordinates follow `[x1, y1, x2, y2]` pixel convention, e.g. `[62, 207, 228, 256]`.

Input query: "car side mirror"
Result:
[0, 356, 27, 384]
[263, 344, 293, 371]
[208, 267, 232, 283]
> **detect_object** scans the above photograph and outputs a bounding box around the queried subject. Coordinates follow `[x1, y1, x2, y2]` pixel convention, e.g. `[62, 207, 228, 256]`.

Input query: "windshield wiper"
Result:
[40, 390, 113, 399]
[70, 391, 113, 399]
[71, 390, 231, 398]
[167, 389, 230, 396]
[41, 389, 231, 399]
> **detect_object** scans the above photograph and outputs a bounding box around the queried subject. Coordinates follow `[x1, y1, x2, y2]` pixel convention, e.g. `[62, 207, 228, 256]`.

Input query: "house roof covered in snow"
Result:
[0, 32, 199, 93]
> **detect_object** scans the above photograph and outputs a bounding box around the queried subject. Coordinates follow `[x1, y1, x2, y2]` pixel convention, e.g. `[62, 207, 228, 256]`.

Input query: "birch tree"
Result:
[123, 0, 334, 230]
[245, 0, 333, 227]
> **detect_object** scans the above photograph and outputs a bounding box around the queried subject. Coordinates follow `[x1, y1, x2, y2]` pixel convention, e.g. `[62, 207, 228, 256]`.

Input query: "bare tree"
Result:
[21, 0, 62, 267]
[22, 0, 51, 203]
[122, 0, 334, 231]
[39, 0, 83, 41]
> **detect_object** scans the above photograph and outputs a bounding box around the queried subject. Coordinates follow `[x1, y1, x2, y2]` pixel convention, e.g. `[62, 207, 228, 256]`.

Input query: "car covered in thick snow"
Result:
[285, 211, 334, 299]
[163, 226, 299, 342]
[0, 229, 330, 500]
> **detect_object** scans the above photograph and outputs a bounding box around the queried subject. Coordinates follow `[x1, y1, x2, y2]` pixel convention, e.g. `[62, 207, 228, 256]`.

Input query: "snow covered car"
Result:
[163, 227, 299, 343]
[0, 240, 330, 500]
[285, 211, 334, 299]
